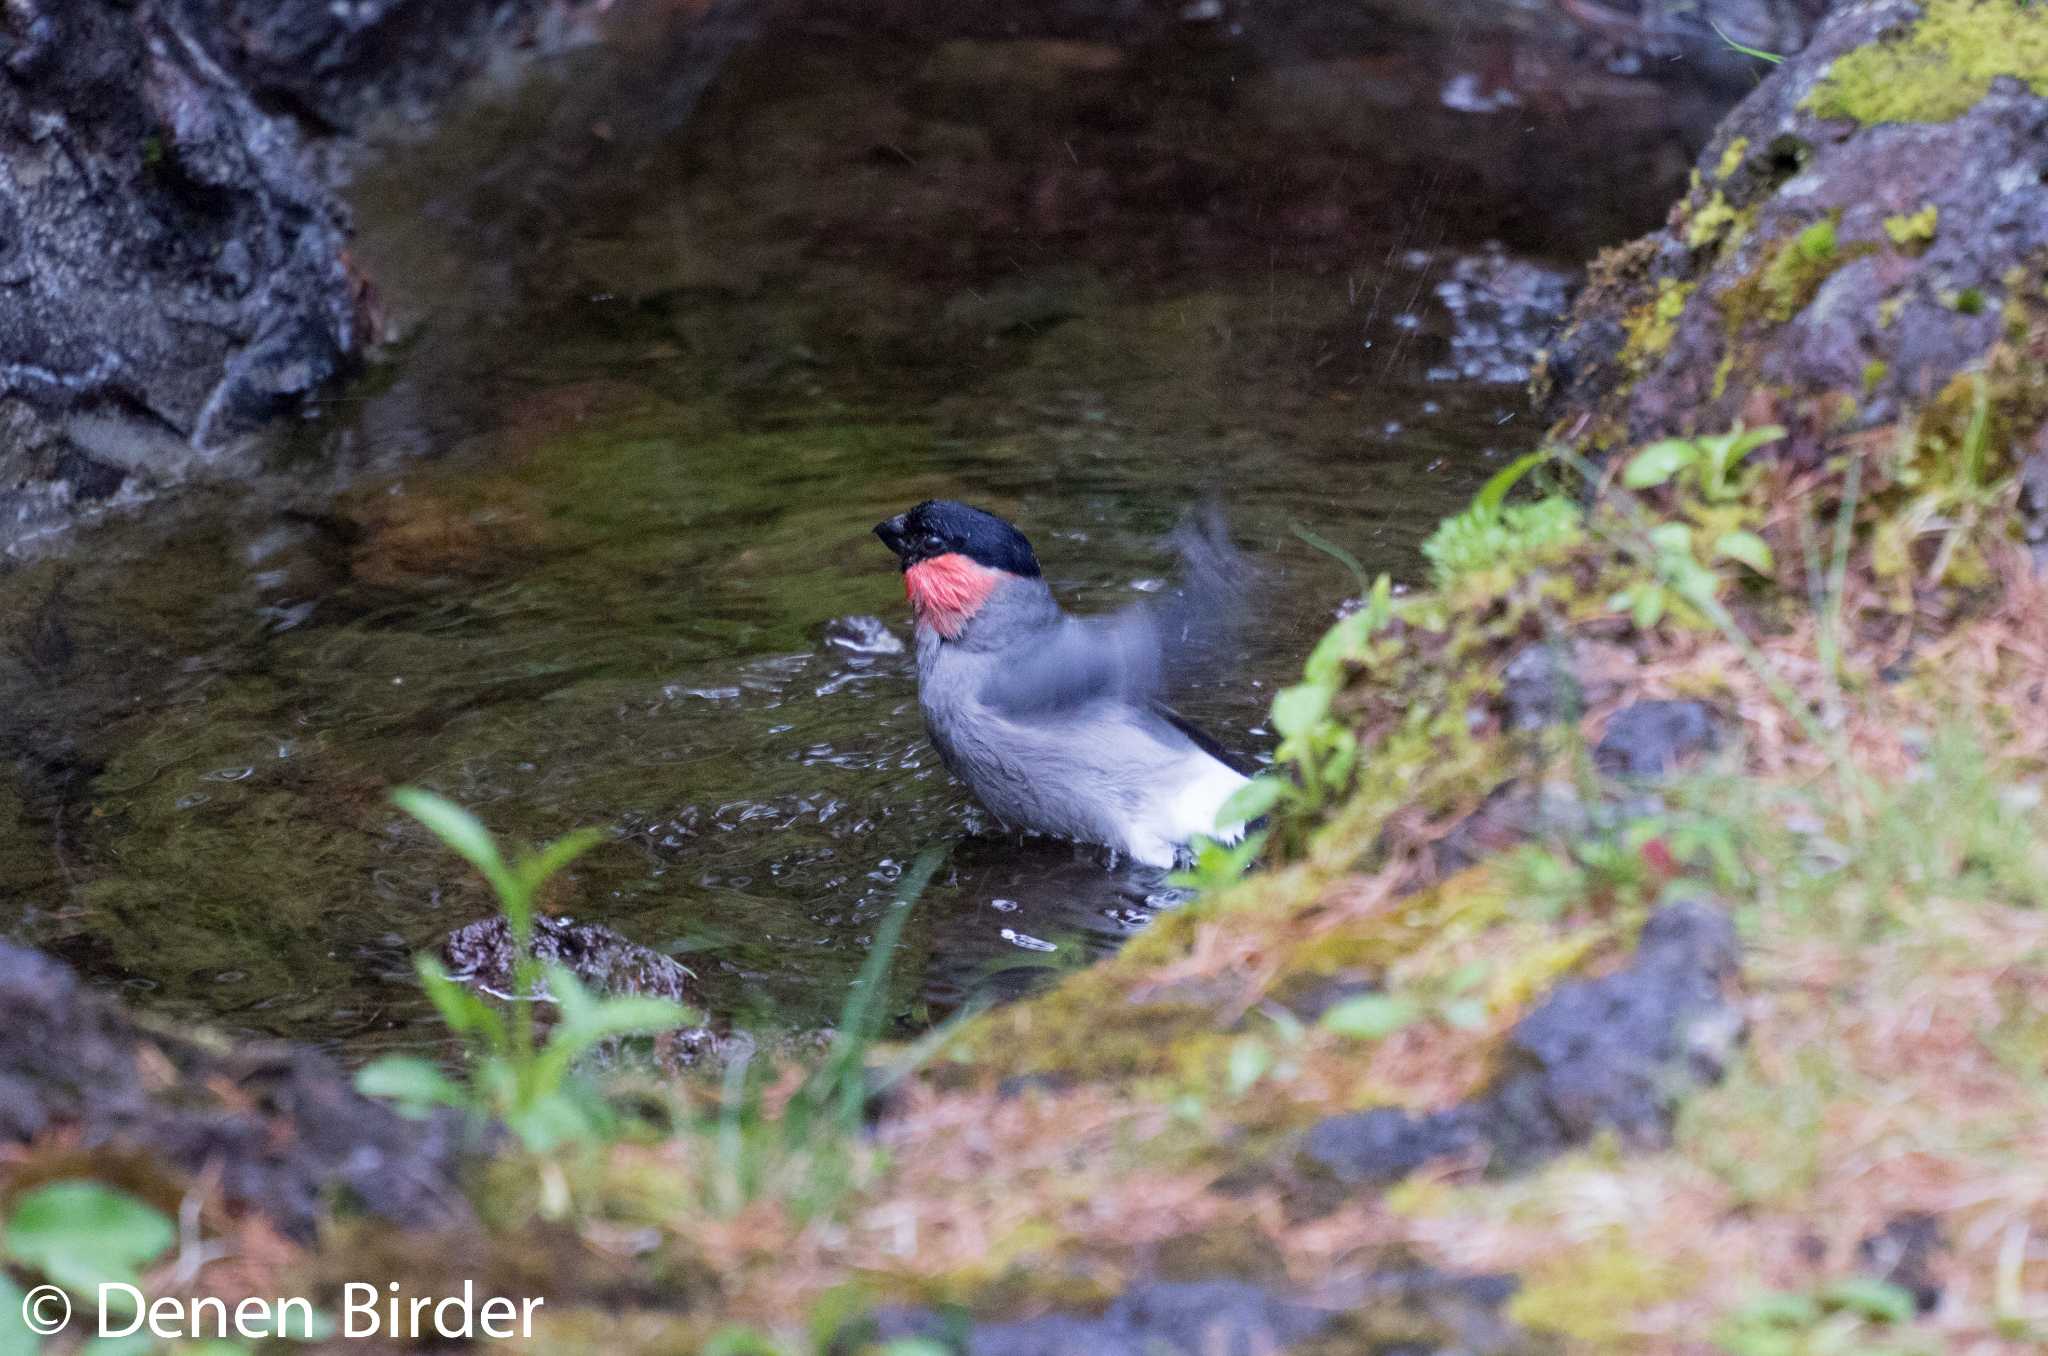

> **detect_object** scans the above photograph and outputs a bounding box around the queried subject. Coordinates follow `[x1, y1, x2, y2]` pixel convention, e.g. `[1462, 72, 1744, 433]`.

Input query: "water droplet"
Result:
[990, 898, 1019, 913]
[175, 793, 211, 810]
[1001, 929, 1057, 953]
[203, 766, 254, 782]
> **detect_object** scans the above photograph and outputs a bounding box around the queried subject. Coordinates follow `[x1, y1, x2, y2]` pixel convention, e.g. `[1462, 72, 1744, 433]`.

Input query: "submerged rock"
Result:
[444, 914, 695, 1003]
[1429, 245, 1573, 387]
[443, 915, 730, 1065]
[0, 941, 468, 1239]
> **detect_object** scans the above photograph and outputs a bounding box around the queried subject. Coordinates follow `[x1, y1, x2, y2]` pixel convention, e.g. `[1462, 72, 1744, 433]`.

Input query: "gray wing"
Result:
[977, 609, 1166, 718]
[976, 507, 1255, 720]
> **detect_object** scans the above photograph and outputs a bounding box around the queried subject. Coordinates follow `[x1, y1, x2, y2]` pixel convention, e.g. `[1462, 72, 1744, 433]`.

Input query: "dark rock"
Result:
[1296, 900, 1744, 1191]
[1594, 700, 1720, 778]
[1858, 1212, 1946, 1314]
[0, 0, 660, 545]
[1499, 638, 1632, 732]
[2018, 429, 2048, 571]
[853, 1269, 1541, 1355]
[859, 1280, 1333, 1356]
[1303, 1106, 1484, 1186]
[1486, 899, 1744, 1160]
[1541, 0, 2048, 469]
[0, 941, 469, 1239]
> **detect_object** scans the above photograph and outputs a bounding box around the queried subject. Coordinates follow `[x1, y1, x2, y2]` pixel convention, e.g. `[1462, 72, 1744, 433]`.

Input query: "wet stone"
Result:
[1428, 244, 1573, 386]
[444, 914, 696, 1005]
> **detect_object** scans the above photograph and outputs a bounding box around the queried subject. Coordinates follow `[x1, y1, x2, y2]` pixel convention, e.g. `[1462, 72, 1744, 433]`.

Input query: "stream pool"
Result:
[0, 9, 1723, 1055]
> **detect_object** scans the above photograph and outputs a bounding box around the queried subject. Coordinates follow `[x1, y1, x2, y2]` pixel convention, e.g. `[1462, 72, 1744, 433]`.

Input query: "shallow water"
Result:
[0, 15, 1716, 1054]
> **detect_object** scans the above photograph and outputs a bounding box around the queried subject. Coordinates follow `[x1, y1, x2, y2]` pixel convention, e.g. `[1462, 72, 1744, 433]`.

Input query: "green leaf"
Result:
[1647, 520, 1695, 556]
[1820, 1276, 1916, 1325]
[1723, 424, 1787, 464]
[516, 828, 607, 897]
[1733, 1289, 1823, 1328]
[1439, 998, 1489, 1031]
[5, 1181, 174, 1296]
[1270, 682, 1335, 741]
[1290, 522, 1371, 597]
[416, 955, 508, 1049]
[1622, 439, 1697, 489]
[392, 788, 503, 877]
[1472, 448, 1553, 518]
[506, 1088, 607, 1154]
[355, 1055, 467, 1113]
[1709, 20, 1784, 62]
[1225, 1038, 1272, 1096]
[700, 1327, 792, 1356]
[392, 788, 521, 907]
[1713, 529, 1776, 574]
[1216, 775, 1286, 829]
[1319, 993, 1421, 1040]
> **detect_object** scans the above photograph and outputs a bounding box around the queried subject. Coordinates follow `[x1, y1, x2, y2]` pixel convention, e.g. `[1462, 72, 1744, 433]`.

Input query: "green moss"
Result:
[1507, 1232, 1690, 1350]
[1713, 136, 1750, 182]
[1684, 192, 1741, 252]
[1882, 204, 1939, 250]
[1622, 278, 1695, 361]
[1727, 212, 1870, 328]
[1804, 0, 2048, 124]
[1711, 351, 1736, 401]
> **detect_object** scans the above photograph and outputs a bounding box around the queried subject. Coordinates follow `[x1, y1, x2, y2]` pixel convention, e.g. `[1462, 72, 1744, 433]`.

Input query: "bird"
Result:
[873, 499, 1254, 869]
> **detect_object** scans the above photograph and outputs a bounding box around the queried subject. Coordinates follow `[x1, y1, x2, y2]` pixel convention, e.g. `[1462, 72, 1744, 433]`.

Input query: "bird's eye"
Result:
[923, 534, 946, 553]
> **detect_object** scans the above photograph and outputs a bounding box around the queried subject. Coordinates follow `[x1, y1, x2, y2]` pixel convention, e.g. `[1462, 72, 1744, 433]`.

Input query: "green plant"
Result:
[1422, 450, 1583, 588]
[696, 848, 948, 1221]
[1622, 425, 1783, 508]
[1710, 20, 1785, 64]
[1713, 1278, 1925, 1355]
[355, 791, 695, 1153]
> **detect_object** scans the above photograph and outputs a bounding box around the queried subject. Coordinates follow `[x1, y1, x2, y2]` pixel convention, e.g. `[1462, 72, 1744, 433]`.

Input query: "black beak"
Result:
[874, 514, 910, 560]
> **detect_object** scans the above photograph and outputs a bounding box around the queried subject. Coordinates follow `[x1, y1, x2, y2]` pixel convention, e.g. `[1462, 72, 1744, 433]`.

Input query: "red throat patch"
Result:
[905, 553, 1002, 639]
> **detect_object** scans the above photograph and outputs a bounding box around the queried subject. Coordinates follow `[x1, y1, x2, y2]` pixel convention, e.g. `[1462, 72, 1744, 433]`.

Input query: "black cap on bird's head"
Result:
[873, 500, 1042, 578]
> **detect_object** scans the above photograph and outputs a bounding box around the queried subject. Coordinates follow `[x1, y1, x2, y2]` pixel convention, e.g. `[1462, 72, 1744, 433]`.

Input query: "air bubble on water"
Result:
[990, 898, 1019, 913]
[204, 767, 254, 782]
[175, 793, 211, 810]
[1001, 928, 1057, 952]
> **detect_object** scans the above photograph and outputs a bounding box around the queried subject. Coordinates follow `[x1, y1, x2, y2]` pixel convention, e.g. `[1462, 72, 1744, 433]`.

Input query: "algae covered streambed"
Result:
[0, 19, 1717, 1055]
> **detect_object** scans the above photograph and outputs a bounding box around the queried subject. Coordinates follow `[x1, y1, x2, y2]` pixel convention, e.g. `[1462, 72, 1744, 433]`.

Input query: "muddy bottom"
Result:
[0, 14, 1719, 1056]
